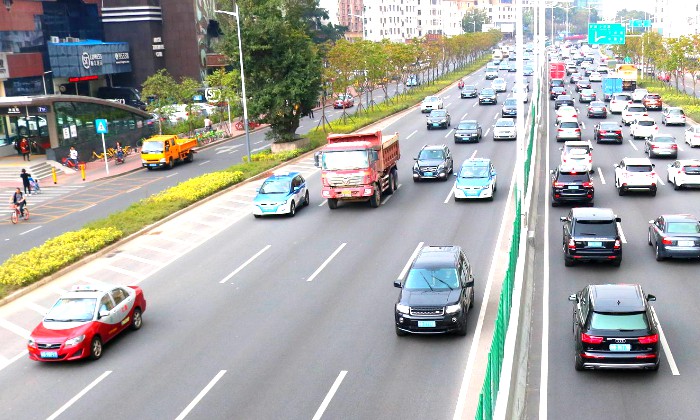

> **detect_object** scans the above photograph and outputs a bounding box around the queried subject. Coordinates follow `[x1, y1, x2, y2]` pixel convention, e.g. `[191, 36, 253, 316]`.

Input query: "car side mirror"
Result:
[99, 310, 110, 319]
[613, 164, 619, 168]
[560, 216, 568, 222]
[559, 147, 563, 151]
[648, 220, 654, 224]
[465, 278, 475, 288]
[549, 169, 555, 175]
[615, 217, 622, 223]
[414, 157, 418, 161]
[652, 163, 656, 168]
[393, 281, 402, 288]
[313, 152, 321, 168]
[647, 294, 656, 302]
[568, 294, 577, 302]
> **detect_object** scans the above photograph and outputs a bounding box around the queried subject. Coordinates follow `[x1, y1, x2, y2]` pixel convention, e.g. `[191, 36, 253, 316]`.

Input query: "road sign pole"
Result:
[101, 133, 109, 175]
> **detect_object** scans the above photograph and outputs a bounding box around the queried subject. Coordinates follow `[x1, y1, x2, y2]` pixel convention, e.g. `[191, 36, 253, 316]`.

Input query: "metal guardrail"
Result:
[475, 79, 540, 420]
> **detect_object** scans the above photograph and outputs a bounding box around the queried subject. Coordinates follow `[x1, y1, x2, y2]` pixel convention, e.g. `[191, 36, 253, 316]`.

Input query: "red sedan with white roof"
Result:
[27, 284, 147, 361]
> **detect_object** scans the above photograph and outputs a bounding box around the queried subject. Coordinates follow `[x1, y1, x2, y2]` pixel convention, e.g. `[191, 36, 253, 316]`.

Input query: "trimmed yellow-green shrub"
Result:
[148, 171, 244, 204]
[0, 227, 123, 287]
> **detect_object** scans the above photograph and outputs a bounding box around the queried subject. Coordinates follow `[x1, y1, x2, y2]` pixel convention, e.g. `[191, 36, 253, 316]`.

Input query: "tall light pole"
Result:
[215, 4, 251, 162]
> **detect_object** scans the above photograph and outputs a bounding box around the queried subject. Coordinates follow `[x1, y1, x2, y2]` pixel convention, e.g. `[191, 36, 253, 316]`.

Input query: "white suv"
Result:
[614, 157, 658, 196]
[610, 93, 632, 113]
[420, 96, 444, 113]
[667, 159, 700, 190]
[630, 116, 659, 139]
[621, 103, 648, 125]
[631, 88, 649, 102]
[560, 141, 593, 173]
[661, 107, 686, 126]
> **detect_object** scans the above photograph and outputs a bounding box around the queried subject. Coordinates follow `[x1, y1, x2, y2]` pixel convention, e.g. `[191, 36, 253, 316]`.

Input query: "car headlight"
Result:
[396, 304, 410, 314]
[440, 119, 447, 123]
[438, 164, 445, 171]
[159, 158, 166, 163]
[27, 338, 36, 348]
[141, 159, 147, 164]
[446, 304, 461, 314]
[413, 162, 419, 170]
[65, 334, 85, 347]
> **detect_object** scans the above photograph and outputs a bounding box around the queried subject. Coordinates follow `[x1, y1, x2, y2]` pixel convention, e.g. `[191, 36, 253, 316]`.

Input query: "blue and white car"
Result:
[253, 172, 309, 217]
[454, 158, 497, 201]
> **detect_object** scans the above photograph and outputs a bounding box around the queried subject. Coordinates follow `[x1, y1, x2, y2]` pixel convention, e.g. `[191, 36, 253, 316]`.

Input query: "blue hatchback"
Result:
[454, 158, 497, 201]
[253, 171, 309, 217]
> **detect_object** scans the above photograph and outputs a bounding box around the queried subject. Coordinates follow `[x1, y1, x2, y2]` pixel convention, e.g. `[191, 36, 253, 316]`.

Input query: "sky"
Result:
[319, 0, 339, 25]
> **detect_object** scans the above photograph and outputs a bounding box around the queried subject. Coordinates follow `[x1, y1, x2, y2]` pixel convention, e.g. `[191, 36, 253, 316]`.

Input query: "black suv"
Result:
[412, 145, 454, 181]
[554, 95, 575, 110]
[394, 246, 475, 336]
[560, 207, 622, 266]
[569, 284, 659, 371]
[551, 166, 594, 206]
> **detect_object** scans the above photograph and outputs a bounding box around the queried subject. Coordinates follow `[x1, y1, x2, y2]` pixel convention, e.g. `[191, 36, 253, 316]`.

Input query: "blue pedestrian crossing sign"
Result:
[95, 119, 108, 134]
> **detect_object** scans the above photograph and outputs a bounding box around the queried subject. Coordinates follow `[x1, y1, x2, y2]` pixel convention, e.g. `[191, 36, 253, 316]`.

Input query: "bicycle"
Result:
[234, 120, 261, 131]
[10, 204, 29, 224]
[92, 150, 112, 161]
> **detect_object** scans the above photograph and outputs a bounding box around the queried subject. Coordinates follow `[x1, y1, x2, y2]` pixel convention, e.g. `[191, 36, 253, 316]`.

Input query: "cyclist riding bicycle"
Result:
[10, 187, 26, 217]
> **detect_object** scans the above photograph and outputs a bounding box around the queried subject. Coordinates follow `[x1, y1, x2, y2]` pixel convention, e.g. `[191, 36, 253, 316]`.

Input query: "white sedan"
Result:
[667, 159, 700, 189]
[493, 118, 517, 140]
[589, 71, 602, 82]
[420, 96, 444, 113]
[630, 117, 659, 140]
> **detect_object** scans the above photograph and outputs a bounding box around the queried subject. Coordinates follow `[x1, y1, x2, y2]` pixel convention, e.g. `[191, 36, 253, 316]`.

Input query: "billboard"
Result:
[48, 41, 132, 79]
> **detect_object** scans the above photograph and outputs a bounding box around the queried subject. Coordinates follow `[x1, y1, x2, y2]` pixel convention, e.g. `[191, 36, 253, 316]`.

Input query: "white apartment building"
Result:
[362, 0, 466, 42]
[653, 0, 700, 38]
[479, 1, 532, 35]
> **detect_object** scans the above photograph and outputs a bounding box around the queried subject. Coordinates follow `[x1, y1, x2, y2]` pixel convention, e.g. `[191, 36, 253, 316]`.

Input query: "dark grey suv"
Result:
[412, 145, 454, 181]
[394, 246, 475, 336]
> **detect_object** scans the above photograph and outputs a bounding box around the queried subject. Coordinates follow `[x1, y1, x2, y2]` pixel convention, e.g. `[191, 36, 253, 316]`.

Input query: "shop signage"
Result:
[82, 52, 104, 69]
[69, 75, 99, 82]
[48, 42, 132, 78]
[0, 106, 22, 115]
[114, 52, 130, 65]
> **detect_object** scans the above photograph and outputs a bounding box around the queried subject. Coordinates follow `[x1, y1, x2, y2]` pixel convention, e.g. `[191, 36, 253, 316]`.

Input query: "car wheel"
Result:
[574, 354, 584, 371]
[253, 214, 261, 218]
[89, 336, 103, 360]
[611, 259, 621, 267]
[648, 230, 653, 245]
[650, 188, 657, 197]
[564, 257, 574, 267]
[673, 177, 681, 190]
[288, 201, 296, 217]
[655, 244, 665, 261]
[617, 186, 625, 196]
[470, 288, 475, 308]
[131, 308, 143, 331]
[303, 190, 310, 206]
[455, 312, 468, 336]
[395, 326, 408, 337]
[369, 186, 381, 208]
[327, 198, 338, 209]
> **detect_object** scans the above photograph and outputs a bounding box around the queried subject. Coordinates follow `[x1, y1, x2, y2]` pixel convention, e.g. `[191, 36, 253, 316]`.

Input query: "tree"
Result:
[205, 68, 242, 130]
[217, 0, 323, 142]
[462, 8, 490, 33]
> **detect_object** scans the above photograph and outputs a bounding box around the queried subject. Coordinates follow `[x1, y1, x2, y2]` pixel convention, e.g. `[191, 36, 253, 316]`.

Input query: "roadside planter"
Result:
[271, 137, 310, 153]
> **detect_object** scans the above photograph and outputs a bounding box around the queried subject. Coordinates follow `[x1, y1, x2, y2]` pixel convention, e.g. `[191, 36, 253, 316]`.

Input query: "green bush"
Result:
[639, 77, 700, 122]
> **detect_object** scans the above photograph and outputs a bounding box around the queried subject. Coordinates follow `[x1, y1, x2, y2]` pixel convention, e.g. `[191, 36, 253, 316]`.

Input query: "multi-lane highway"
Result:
[0, 64, 524, 419]
[527, 60, 700, 419]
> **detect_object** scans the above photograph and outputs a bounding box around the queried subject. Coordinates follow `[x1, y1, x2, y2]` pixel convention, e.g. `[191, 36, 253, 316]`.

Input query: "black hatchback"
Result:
[551, 165, 594, 206]
[594, 122, 623, 144]
[561, 207, 622, 267]
[569, 284, 659, 371]
[394, 246, 475, 336]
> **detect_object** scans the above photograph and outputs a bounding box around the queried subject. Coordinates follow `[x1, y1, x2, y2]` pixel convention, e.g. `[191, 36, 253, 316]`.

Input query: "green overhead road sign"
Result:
[588, 23, 626, 45]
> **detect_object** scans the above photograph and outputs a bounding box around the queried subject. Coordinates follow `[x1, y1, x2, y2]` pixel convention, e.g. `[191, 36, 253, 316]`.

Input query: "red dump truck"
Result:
[315, 131, 400, 209]
[549, 62, 566, 81]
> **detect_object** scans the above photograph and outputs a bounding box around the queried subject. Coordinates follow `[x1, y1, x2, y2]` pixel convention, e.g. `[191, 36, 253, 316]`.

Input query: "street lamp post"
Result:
[215, 4, 251, 162]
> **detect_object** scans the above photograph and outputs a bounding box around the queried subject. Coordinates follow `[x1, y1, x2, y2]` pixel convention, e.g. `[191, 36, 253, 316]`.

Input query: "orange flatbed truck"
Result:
[140, 134, 196, 170]
[314, 131, 400, 209]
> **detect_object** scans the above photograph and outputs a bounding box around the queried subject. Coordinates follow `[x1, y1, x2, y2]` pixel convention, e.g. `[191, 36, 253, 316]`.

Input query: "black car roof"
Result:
[412, 246, 461, 269]
[571, 207, 616, 220]
[590, 284, 647, 313]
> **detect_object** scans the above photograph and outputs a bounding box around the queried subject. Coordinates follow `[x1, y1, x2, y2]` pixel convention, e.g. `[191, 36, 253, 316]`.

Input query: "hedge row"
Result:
[638, 77, 700, 122]
[0, 55, 491, 300]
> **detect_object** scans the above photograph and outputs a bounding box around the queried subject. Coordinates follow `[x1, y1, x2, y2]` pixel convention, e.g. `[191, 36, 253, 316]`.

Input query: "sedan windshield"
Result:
[590, 312, 648, 331]
[653, 136, 674, 143]
[259, 180, 291, 194]
[404, 268, 459, 290]
[44, 298, 97, 322]
[496, 120, 515, 127]
[322, 150, 369, 170]
[666, 222, 700, 234]
[458, 122, 478, 130]
[459, 166, 489, 178]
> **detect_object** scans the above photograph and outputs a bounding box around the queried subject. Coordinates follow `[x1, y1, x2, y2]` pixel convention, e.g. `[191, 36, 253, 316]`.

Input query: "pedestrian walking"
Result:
[19, 137, 30, 161]
[20, 168, 32, 195]
[308, 107, 315, 119]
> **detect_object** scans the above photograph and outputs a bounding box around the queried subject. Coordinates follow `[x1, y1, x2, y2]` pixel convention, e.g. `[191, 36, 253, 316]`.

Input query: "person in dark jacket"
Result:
[20, 168, 32, 195]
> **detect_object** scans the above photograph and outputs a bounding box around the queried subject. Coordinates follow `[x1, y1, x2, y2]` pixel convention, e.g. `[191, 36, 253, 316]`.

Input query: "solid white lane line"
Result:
[650, 306, 680, 376]
[493, 113, 499, 120]
[443, 184, 455, 204]
[46, 371, 112, 420]
[79, 204, 96, 212]
[445, 129, 454, 138]
[166, 172, 179, 178]
[174, 370, 227, 420]
[446, 102, 453, 108]
[0, 318, 30, 339]
[219, 245, 271, 284]
[406, 130, 417, 139]
[25, 301, 48, 315]
[462, 112, 469, 119]
[627, 139, 638, 150]
[397, 242, 424, 281]
[472, 102, 478, 108]
[20, 226, 42, 236]
[580, 121, 586, 130]
[617, 222, 627, 243]
[0, 351, 26, 373]
[311, 371, 348, 420]
[485, 128, 491, 136]
[198, 160, 211, 166]
[470, 149, 478, 159]
[318, 200, 327, 207]
[596, 167, 606, 184]
[307, 243, 346, 282]
[126, 186, 141, 193]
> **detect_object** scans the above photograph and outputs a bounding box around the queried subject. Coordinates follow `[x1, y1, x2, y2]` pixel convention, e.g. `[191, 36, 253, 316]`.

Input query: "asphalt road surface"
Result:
[0, 64, 526, 419]
[526, 63, 700, 419]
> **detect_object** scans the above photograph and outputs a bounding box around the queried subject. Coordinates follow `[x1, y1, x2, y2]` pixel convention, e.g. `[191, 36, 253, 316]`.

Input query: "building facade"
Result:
[653, 0, 700, 38]
[361, 0, 466, 43]
[338, 0, 365, 41]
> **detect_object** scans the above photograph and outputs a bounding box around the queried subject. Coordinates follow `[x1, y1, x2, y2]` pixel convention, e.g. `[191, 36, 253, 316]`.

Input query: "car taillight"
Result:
[581, 333, 603, 344]
[651, 144, 658, 149]
[614, 239, 621, 249]
[662, 237, 673, 245]
[568, 238, 576, 250]
[638, 334, 659, 344]
[553, 182, 565, 187]
[575, 128, 581, 132]
[583, 182, 593, 187]
[672, 144, 678, 149]
[616, 131, 622, 135]
[558, 128, 563, 132]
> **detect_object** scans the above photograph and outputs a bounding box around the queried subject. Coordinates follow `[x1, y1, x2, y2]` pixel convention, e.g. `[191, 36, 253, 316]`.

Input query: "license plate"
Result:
[40, 351, 58, 358]
[433, 123, 440, 127]
[340, 189, 352, 198]
[568, 186, 579, 190]
[149, 164, 158, 167]
[424, 172, 433, 177]
[609, 343, 631, 352]
[588, 241, 603, 247]
[678, 240, 695, 247]
[418, 321, 436, 328]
